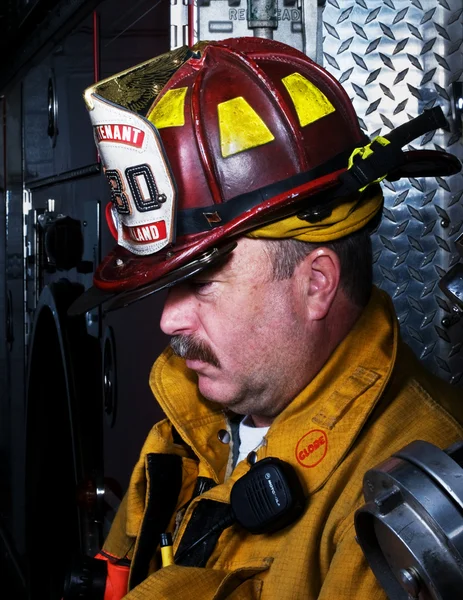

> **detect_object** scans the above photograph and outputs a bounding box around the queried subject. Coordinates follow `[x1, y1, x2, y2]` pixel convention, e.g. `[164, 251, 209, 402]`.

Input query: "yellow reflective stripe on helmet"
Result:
[282, 72, 336, 127]
[148, 87, 188, 129]
[347, 136, 390, 192]
[218, 97, 275, 158]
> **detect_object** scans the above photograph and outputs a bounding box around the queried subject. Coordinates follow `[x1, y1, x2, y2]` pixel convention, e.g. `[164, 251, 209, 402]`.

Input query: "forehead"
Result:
[203, 237, 273, 280]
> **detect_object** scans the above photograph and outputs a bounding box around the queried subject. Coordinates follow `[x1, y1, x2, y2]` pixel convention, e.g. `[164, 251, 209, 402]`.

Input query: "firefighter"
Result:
[71, 37, 463, 599]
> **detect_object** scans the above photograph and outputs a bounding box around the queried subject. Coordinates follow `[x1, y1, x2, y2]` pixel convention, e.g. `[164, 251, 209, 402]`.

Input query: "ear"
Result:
[295, 248, 341, 321]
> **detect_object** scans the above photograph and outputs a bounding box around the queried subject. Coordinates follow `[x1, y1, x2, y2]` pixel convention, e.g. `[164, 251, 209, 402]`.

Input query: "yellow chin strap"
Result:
[246, 185, 384, 243]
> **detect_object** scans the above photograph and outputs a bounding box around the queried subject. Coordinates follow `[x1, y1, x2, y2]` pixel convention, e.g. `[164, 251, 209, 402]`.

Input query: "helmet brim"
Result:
[68, 241, 237, 316]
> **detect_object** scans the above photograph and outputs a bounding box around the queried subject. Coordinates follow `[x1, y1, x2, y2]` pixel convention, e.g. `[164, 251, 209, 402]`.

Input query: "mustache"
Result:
[170, 335, 221, 368]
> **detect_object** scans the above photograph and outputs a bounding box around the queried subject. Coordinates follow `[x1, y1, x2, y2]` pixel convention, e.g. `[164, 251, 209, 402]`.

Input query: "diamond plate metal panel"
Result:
[323, 0, 463, 386]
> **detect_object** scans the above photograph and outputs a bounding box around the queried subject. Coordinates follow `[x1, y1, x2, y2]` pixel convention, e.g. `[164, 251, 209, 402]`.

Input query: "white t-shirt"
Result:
[237, 416, 270, 465]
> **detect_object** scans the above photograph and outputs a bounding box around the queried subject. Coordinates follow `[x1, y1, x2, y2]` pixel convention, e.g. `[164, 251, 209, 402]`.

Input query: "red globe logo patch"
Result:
[295, 429, 328, 468]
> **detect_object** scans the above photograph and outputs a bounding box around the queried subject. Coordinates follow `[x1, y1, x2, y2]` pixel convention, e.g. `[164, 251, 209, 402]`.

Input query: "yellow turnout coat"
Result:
[103, 287, 463, 599]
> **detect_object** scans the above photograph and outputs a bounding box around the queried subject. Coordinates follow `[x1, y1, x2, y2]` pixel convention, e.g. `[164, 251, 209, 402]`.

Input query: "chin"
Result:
[198, 378, 237, 407]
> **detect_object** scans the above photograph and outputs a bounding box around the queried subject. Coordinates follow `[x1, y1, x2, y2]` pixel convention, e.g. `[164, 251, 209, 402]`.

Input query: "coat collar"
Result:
[149, 286, 398, 494]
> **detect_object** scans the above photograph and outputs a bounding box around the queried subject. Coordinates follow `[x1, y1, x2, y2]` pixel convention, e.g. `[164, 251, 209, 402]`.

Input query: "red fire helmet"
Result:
[69, 37, 460, 315]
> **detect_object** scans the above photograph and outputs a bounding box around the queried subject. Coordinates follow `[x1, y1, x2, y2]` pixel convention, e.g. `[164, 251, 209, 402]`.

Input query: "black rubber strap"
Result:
[384, 106, 447, 147]
[128, 453, 183, 590]
[337, 107, 447, 196]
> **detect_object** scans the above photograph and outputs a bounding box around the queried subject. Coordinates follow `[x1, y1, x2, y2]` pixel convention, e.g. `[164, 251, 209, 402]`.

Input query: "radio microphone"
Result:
[176, 457, 306, 562]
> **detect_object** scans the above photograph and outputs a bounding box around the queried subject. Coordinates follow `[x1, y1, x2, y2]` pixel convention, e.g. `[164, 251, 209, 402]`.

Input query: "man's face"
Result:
[160, 238, 318, 424]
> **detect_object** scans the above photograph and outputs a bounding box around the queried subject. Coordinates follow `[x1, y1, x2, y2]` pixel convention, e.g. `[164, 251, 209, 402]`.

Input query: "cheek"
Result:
[236, 294, 300, 352]
[201, 301, 264, 364]
[201, 282, 301, 357]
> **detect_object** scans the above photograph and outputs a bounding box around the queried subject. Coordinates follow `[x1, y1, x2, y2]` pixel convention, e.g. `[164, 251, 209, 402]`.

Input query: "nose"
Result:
[160, 285, 197, 336]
